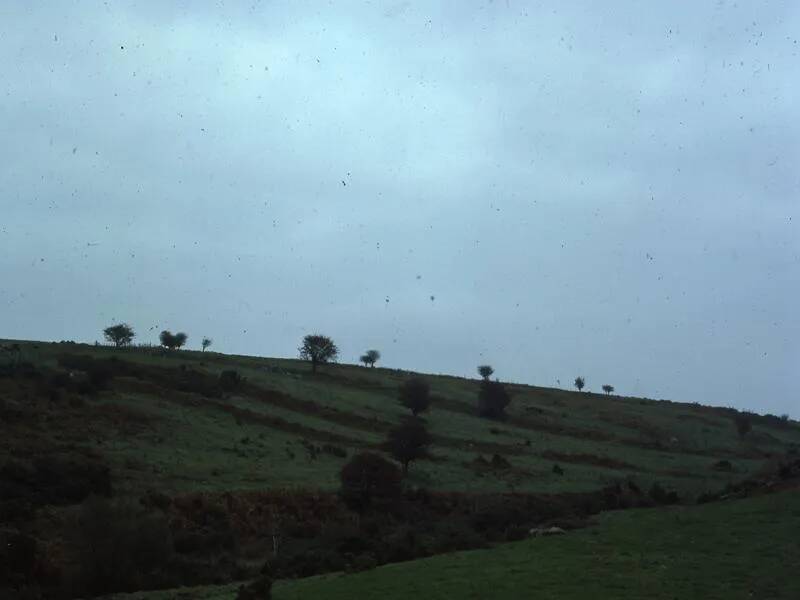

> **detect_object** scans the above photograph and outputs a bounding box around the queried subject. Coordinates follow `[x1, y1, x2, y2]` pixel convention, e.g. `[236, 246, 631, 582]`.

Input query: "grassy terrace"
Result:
[4, 339, 797, 498]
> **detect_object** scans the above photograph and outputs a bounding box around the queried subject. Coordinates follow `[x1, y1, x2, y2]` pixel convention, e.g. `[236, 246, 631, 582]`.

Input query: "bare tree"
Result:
[299, 334, 339, 373]
[103, 324, 135, 347]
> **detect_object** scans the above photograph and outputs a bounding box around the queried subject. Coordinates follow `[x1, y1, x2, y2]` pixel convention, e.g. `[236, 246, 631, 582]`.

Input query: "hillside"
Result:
[115, 487, 800, 600]
[3, 340, 797, 497]
[2, 339, 799, 598]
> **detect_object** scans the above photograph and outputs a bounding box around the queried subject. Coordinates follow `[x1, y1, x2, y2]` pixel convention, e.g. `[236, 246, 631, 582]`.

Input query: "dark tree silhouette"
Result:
[159, 330, 173, 349]
[399, 378, 431, 416]
[159, 330, 188, 350]
[173, 332, 187, 349]
[602, 384, 614, 395]
[477, 365, 494, 381]
[477, 380, 511, 419]
[339, 452, 402, 514]
[202, 337, 213, 352]
[103, 324, 134, 347]
[299, 334, 339, 373]
[360, 349, 380, 368]
[385, 417, 431, 475]
[574, 376, 585, 392]
[733, 413, 752, 439]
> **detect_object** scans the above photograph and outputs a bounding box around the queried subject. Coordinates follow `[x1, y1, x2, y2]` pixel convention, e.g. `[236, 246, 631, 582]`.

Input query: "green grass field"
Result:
[113, 487, 800, 600]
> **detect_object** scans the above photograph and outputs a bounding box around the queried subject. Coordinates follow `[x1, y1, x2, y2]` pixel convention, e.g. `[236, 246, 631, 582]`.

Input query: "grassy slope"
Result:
[115, 487, 800, 600]
[3, 339, 799, 499]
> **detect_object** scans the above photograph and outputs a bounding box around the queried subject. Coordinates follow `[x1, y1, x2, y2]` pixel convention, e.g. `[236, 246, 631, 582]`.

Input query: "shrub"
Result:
[385, 417, 431, 474]
[339, 452, 402, 514]
[398, 378, 431, 416]
[477, 380, 511, 419]
[219, 370, 243, 391]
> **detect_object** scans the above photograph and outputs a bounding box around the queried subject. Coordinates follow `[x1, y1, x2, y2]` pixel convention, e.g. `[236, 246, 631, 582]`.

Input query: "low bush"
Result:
[219, 370, 244, 392]
[339, 452, 402, 514]
[477, 380, 511, 419]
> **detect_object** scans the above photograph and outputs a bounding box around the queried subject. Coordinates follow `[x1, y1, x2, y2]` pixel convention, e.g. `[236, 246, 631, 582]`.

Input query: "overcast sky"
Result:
[1, 1, 797, 416]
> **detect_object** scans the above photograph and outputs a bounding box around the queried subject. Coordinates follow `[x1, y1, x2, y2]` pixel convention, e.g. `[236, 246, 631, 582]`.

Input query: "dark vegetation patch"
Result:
[2, 477, 684, 598]
[540, 451, 640, 471]
[0, 454, 111, 522]
[697, 456, 800, 503]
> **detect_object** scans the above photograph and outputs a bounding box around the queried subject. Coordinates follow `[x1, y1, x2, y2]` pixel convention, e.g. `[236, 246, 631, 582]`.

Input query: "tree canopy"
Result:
[299, 334, 339, 372]
[360, 349, 381, 368]
[160, 330, 187, 350]
[103, 324, 135, 347]
[477, 365, 494, 380]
